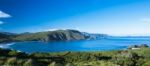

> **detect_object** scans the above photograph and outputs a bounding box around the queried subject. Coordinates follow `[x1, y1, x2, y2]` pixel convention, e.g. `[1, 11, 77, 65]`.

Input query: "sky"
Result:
[0, 0, 150, 36]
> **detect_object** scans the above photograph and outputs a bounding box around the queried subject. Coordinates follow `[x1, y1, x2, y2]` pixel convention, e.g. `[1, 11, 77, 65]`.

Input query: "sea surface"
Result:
[0, 37, 150, 53]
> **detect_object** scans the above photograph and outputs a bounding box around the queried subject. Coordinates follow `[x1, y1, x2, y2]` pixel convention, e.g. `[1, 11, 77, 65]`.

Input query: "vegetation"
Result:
[0, 30, 108, 43]
[0, 47, 150, 66]
[0, 30, 89, 43]
[13, 30, 86, 42]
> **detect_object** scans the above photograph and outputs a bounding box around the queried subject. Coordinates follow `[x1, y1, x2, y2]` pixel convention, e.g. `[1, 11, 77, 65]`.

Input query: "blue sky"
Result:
[0, 0, 150, 36]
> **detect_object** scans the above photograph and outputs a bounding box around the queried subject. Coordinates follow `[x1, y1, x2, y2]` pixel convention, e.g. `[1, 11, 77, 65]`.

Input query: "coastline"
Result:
[0, 40, 149, 54]
[0, 46, 150, 66]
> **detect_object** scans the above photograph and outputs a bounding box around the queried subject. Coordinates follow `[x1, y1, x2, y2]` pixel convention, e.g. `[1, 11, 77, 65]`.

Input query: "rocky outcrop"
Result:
[128, 44, 149, 49]
[82, 32, 108, 40]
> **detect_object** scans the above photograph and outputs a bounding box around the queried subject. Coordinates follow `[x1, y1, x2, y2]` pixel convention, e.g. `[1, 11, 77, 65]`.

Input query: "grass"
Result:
[0, 48, 150, 66]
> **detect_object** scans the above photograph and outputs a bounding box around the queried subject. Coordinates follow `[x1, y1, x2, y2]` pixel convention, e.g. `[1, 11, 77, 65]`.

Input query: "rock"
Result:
[140, 44, 149, 48]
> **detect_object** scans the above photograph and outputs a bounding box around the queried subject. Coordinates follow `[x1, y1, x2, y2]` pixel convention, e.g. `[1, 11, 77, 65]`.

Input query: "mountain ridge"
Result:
[1, 29, 150, 43]
[0, 29, 108, 43]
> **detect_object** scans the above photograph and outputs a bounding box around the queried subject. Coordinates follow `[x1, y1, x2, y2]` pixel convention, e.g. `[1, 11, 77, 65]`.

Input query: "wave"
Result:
[0, 43, 15, 48]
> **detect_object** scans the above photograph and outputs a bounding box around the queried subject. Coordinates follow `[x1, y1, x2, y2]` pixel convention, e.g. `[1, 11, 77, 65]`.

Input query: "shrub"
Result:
[5, 57, 17, 66]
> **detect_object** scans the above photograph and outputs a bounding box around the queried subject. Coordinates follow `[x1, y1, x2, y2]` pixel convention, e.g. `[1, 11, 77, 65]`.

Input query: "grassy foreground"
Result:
[0, 48, 150, 66]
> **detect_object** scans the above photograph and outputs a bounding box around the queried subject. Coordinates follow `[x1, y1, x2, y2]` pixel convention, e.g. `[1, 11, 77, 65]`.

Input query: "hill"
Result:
[13, 30, 86, 42]
[0, 47, 150, 66]
[0, 29, 108, 43]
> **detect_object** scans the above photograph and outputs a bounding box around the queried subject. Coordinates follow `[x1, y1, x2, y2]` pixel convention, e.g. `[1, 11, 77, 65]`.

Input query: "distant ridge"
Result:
[0, 29, 107, 43]
[1, 29, 150, 43]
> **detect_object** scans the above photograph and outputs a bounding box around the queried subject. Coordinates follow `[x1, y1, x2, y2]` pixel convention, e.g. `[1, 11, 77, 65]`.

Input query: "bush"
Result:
[5, 57, 17, 66]
[8, 50, 18, 56]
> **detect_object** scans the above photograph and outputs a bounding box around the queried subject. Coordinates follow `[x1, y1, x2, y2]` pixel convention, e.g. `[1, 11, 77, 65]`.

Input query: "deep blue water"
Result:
[1, 38, 150, 53]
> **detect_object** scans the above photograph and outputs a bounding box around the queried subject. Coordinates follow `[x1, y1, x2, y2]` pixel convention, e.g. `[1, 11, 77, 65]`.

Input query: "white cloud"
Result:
[0, 21, 4, 25]
[140, 18, 150, 22]
[0, 11, 11, 18]
[43, 28, 82, 32]
[44, 28, 68, 31]
[45, 28, 60, 31]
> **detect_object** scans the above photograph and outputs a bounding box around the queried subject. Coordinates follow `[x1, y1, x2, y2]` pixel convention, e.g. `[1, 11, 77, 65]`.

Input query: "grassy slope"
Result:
[0, 48, 150, 66]
[0, 30, 86, 44]
[11, 30, 86, 42]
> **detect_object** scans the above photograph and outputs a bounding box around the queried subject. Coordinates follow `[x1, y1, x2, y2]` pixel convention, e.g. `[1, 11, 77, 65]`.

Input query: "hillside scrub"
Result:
[0, 48, 150, 66]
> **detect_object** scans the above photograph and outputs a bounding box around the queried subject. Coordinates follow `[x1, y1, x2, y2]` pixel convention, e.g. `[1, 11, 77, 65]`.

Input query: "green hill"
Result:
[0, 47, 150, 66]
[13, 30, 86, 42]
[0, 29, 109, 43]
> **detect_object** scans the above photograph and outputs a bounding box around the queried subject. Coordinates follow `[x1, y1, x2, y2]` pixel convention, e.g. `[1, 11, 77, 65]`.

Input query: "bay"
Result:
[1, 37, 150, 53]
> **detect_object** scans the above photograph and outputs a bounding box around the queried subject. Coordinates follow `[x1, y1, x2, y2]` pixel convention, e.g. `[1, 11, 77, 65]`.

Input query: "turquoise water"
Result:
[1, 38, 150, 53]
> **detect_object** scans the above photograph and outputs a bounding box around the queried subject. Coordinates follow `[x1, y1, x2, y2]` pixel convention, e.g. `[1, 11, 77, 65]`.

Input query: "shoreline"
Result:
[0, 41, 127, 54]
[0, 40, 149, 54]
